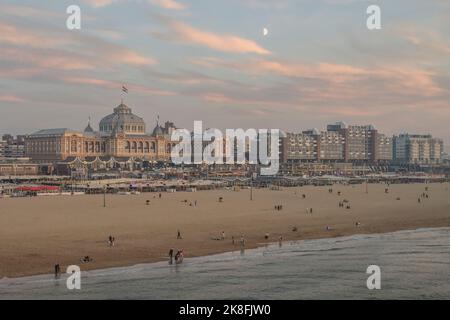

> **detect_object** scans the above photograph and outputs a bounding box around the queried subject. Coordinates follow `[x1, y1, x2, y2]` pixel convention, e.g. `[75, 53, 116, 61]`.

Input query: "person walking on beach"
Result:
[221, 231, 226, 240]
[54, 264, 61, 279]
[168, 248, 174, 264]
[177, 230, 182, 239]
[240, 235, 246, 247]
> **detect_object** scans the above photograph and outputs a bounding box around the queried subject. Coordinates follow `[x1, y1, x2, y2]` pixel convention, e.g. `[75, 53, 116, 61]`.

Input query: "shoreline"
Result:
[2, 226, 450, 282]
[1, 182, 449, 278]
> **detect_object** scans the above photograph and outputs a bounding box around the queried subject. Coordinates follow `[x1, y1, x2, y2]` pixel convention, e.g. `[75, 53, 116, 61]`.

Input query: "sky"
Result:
[0, 0, 449, 142]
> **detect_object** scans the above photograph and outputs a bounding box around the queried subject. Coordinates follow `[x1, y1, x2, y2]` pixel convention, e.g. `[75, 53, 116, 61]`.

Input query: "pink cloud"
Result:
[0, 23, 66, 48]
[0, 95, 26, 103]
[192, 57, 443, 98]
[150, 0, 187, 10]
[159, 20, 271, 55]
[64, 77, 176, 96]
[83, 0, 115, 7]
[108, 50, 156, 66]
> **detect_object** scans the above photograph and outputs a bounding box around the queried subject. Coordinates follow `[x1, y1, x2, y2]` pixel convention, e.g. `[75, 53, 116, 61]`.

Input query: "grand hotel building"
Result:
[24, 102, 178, 172]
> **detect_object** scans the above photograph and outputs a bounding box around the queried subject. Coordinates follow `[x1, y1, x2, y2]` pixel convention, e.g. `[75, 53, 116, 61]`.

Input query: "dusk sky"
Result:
[0, 0, 449, 142]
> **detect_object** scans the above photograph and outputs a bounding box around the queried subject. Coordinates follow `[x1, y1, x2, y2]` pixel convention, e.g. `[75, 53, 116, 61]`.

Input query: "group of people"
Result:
[274, 204, 283, 211]
[168, 248, 184, 264]
[80, 256, 93, 263]
[338, 199, 351, 209]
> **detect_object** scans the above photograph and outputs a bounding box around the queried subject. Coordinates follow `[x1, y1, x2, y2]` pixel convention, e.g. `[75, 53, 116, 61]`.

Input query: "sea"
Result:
[1, 227, 449, 300]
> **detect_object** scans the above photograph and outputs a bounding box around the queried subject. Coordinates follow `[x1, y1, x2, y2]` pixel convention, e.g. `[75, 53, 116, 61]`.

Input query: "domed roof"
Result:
[84, 118, 94, 133]
[151, 116, 165, 137]
[99, 102, 145, 135]
[152, 124, 164, 137]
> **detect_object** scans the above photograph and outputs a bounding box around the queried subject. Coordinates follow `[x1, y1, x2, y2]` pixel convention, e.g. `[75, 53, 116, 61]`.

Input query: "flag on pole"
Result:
[122, 85, 128, 94]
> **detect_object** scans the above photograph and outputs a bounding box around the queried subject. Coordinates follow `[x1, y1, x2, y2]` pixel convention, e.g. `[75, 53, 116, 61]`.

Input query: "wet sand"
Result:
[0, 182, 449, 278]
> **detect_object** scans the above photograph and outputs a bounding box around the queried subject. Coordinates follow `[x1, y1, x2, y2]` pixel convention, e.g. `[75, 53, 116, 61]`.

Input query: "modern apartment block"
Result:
[0, 139, 6, 160]
[281, 122, 393, 164]
[393, 134, 444, 165]
[0, 134, 26, 159]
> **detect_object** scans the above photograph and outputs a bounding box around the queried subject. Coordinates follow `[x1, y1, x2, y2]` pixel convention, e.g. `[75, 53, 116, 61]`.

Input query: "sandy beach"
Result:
[1, 182, 449, 278]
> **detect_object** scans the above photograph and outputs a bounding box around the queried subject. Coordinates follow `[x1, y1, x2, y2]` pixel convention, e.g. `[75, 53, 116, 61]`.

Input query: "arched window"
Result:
[95, 142, 100, 153]
[85, 142, 89, 153]
[132, 141, 137, 153]
[144, 142, 150, 153]
[125, 141, 131, 153]
[151, 142, 156, 152]
[71, 140, 77, 152]
[138, 141, 144, 153]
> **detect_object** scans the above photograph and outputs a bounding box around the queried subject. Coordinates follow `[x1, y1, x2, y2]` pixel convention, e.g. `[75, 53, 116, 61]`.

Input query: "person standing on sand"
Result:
[177, 230, 182, 239]
[240, 235, 246, 247]
[221, 231, 226, 240]
[54, 264, 60, 279]
[168, 248, 174, 264]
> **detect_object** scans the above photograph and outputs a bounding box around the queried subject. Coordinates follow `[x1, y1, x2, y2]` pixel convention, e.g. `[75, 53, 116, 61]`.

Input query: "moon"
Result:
[263, 28, 269, 36]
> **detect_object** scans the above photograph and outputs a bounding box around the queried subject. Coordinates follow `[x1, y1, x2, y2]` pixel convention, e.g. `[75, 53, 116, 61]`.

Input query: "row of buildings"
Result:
[0, 134, 26, 160]
[0, 102, 446, 176]
[280, 122, 445, 166]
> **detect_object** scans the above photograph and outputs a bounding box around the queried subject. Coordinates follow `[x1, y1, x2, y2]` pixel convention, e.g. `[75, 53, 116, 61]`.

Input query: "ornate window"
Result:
[71, 140, 77, 152]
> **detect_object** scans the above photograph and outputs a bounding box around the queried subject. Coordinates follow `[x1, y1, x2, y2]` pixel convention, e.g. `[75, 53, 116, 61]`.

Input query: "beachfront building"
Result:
[280, 130, 319, 163]
[0, 140, 5, 160]
[24, 102, 178, 168]
[0, 134, 26, 159]
[281, 122, 392, 165]
[0, 159, 39, 176]
[393, 134, 444, 165]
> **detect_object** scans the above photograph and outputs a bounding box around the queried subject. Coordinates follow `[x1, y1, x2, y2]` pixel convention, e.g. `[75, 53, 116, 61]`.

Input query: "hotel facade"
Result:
[280, 122, 394, 164]
[393, 134, 444, 165]
[24, 102, 178, 171]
